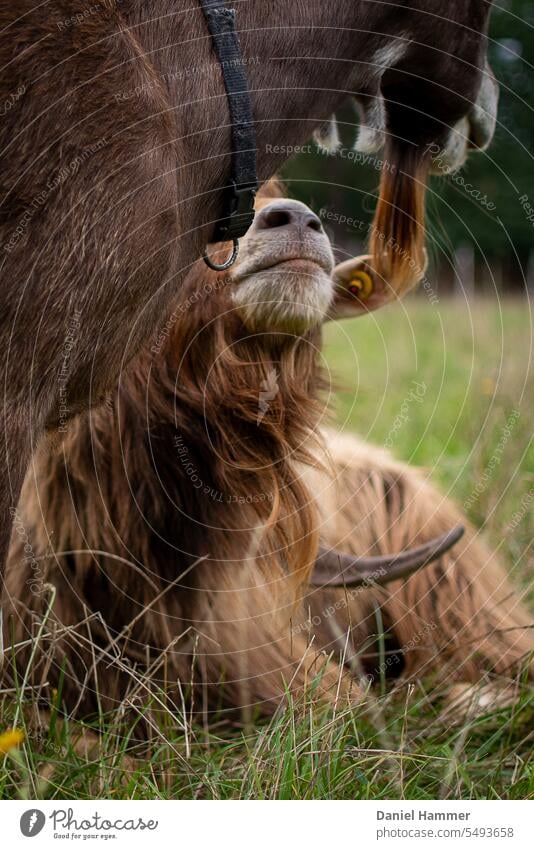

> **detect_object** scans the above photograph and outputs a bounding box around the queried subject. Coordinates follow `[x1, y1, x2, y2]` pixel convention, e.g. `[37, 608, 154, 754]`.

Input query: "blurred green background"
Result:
[282, 0, 534, 294]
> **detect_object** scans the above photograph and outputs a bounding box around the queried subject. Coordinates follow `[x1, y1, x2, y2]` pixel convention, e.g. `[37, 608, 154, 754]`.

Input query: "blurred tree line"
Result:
[282, 0, 534, 293]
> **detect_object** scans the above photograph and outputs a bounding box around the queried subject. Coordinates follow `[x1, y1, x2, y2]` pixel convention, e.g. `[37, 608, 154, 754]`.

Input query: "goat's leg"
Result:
[0, 405, 34, 664]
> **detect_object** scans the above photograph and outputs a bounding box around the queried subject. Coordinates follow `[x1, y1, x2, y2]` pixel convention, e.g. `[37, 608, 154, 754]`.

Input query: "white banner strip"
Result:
[2, 799, 532, 848]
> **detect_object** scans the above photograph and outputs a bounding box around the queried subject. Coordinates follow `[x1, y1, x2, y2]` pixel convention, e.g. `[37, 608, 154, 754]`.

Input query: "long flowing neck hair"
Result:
[39, 249, 330, 614]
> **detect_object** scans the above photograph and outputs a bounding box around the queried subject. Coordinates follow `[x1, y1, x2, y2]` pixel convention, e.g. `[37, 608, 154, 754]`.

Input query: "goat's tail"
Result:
[369, 140, 430, 295]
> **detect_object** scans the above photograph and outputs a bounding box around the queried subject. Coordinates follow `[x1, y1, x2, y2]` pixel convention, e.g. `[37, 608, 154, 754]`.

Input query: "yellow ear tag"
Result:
[348, 270, 373, 300]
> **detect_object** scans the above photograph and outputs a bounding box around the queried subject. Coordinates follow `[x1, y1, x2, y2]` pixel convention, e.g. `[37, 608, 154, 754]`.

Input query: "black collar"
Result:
[200, 1, 258, 269]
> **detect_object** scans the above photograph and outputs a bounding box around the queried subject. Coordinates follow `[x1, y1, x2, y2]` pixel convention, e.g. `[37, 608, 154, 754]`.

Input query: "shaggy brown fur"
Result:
[4, 241, 347, 717]
[0, 0, 496, 585]
[3, 197, 531, 725]
[301, 433, 533, 687]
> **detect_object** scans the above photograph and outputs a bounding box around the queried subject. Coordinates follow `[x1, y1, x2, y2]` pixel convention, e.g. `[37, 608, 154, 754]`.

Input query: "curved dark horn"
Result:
[310, 525, 465, 588]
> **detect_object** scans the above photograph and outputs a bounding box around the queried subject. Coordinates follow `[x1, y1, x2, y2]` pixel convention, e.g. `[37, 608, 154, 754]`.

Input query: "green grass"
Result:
[1, 298, 533, 800]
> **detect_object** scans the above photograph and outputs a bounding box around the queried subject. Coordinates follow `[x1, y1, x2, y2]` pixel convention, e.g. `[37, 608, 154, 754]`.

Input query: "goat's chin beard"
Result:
[231, 268, 333, 335]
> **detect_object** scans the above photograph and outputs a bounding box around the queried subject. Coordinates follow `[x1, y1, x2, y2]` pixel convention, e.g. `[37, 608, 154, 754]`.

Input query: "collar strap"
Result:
[200, 1, 258, 243]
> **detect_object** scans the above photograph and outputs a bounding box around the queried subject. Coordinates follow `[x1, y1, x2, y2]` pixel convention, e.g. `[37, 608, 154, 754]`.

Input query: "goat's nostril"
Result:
[306, 215, 322, 232]
[255, 203, 324, 233]
[258, 208, 292, 229]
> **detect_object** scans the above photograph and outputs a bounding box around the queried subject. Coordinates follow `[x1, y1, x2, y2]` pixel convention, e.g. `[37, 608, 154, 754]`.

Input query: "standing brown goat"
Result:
[3, 189, 531, 723]
[0, 1, 498, 599]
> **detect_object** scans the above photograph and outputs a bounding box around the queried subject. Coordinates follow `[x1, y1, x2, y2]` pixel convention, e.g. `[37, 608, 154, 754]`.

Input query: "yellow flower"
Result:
[0, 728, 24, 754]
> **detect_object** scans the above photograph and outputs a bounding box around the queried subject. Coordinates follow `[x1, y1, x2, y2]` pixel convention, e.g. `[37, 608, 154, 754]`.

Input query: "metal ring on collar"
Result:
[203, 239, 240, 271]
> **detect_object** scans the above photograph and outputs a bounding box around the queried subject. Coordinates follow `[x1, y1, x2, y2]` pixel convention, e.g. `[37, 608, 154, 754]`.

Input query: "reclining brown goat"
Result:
[4, 189, 531, 723]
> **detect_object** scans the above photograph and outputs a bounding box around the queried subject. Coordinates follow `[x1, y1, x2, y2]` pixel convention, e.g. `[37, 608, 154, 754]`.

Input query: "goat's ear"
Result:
[326, 252, 428, 321]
